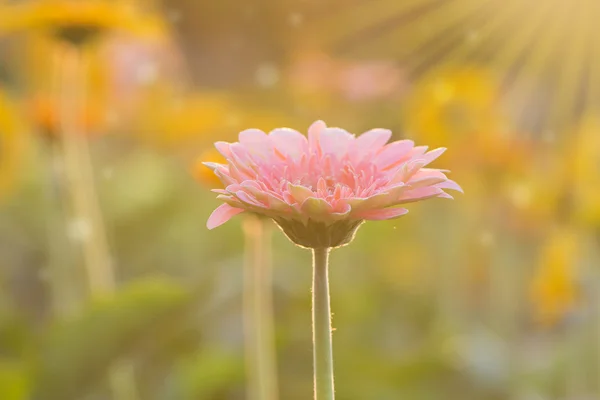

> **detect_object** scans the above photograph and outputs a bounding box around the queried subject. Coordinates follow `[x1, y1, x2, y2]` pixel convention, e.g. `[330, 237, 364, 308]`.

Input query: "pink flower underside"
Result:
[206, 121, 462, 229]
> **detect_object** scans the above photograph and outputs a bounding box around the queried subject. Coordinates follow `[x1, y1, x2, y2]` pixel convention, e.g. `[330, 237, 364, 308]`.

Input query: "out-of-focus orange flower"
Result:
[0, 91, 24, 198]
[28, 95, 105, 140]
[474, 133, 534, 173]
[0, 0, 165, 44]
[530, 227, 581, 328]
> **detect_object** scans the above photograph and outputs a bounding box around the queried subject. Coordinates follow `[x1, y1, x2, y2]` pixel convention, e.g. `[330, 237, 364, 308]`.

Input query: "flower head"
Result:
[0, 1, 164, 45]
[530, 228, 581, 327]
[202, 121, 461, 248]
[0, 90, 23, 198]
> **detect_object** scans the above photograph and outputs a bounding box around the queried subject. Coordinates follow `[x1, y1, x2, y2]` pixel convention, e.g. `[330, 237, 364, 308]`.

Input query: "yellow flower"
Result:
[0, 91, 24, 198]
[500, 158, 565, 234]
[568, 114, 600, 227]
[403, 67, 504, 148]
[134, 88, 303, 150]
[133, 90, 235, 149]
[530, 227, 580, 327]
[0, 0, 165, 44]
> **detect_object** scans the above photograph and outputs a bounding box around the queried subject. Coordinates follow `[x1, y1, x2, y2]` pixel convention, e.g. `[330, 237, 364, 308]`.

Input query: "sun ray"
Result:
[586, 1, 600, 113]
[310, 0, 600, 133]
[550, 2, 591, 129]
[343, 0, 484, 59]
[499, 0, 569, 132]
[309, 0, 439, 52]
[486, 1, 553, 73]
[382, 0, 488, 62]
[407, 0, 538, 76]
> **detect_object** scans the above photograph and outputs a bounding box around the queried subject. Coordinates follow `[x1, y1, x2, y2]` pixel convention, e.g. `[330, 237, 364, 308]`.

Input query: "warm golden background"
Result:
[0, 0, 599, 399]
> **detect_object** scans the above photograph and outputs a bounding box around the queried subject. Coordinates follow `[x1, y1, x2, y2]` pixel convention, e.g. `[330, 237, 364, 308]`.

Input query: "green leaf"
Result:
[32, 278, 190, 400]
[0, 361, 29, 400]
[176, 347, 244, 399]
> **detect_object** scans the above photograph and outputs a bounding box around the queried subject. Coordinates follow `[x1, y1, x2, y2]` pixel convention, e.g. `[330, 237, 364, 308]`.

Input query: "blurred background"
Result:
[0, 0, 599, 399]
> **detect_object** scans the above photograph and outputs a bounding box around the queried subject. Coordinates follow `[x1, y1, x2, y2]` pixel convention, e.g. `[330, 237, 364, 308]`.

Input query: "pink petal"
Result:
[227, 162, 251, 182]
[214, 142, 233, 159]
[214, 167, 236, 186]
[207, 204, 245, 229]
[239, 128, 268, 143]
[436, 179, 464, 193]
[308, 120, 327, 154]
[269, 128, 308, 160]
[265, 194, 290, 211]
[408, 170, 448, 188]
[355, 128, 392, 151]
[374, 140, 415, 170]
[238, 129, 273, 159]
[388, 159, 428, 184]
[300, 197, 333, 219]
[202, 162, 222, 171]
[419, 148, 446, 166]
[286, 183, 315, 204]
[234, 191, 264, 207]
[393, 187, 444, 205]
[216, 195, 244, 208]
[329, 202, 352, 220]
[347, 184, 407, 211]
[354, 207, 409, 220]
[319, 127, 355, 157]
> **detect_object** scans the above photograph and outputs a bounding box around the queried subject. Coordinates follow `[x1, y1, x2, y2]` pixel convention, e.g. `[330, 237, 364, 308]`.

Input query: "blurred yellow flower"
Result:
[530, 227, 580, 327]
[568, 114, 600, 227]
[133, 90, 235, 148]
[134, 88, 303, 150]
[0, 90, 24, 198]
[0, 0, 165, 44]
[501, 163, 564, 234]
[403, 67, 504, 149]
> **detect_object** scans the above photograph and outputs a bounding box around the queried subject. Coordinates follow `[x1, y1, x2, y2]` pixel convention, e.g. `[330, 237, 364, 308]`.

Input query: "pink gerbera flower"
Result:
[203, 120, 462, 248]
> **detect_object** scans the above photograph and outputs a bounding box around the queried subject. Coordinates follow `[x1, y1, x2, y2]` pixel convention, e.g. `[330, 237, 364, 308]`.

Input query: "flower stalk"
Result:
[242, 215, 279, 400]
[312, 247, 335, 400]
[56, 43, 138, 400]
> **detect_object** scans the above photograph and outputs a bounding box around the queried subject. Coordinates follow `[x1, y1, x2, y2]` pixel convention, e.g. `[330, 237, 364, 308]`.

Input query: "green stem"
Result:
[45, 143, 80, 317]
[57, 44, 138, 400]
[242, 216, 278, 400]
[312, 247, 335, 400]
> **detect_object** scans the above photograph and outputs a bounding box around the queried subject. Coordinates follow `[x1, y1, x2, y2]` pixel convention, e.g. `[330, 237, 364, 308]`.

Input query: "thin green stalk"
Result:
[45, 143, 81, 317]
[56, 43, 138, 400]
[242, 216, 278, 400]
[312, 247, 334, 400]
